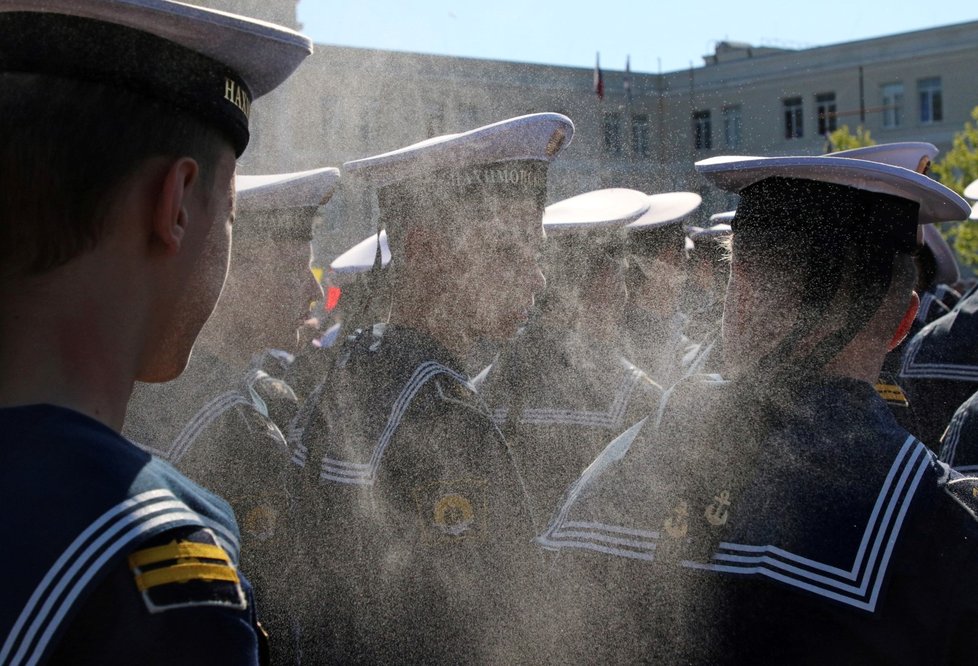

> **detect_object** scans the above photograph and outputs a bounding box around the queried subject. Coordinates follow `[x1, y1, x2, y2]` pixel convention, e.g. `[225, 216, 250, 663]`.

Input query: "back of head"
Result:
[0, 4, 312, 278]
[0, 70, 228, 277]
[730, 176, 919, 381]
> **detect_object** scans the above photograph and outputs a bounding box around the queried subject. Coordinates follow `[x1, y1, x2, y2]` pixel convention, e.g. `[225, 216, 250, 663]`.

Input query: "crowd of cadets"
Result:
[5, 1, 978, 664]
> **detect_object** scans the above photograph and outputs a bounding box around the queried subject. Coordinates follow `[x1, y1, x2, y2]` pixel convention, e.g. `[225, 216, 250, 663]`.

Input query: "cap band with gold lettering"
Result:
[0, 11, 253, 154]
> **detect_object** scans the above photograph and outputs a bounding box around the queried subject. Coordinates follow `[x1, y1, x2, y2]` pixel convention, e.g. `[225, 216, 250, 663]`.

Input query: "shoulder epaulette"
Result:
[128, 528, 246, 614]
[874, 380, 909, 407]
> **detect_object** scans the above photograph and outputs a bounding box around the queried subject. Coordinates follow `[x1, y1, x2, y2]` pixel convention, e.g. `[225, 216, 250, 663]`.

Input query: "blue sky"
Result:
[296, 1, 978, 74]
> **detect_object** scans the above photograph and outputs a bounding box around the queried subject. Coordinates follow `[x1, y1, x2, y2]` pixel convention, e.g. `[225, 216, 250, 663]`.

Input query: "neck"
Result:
[822, 340, 887, 386]
[0, 274, 142, 431]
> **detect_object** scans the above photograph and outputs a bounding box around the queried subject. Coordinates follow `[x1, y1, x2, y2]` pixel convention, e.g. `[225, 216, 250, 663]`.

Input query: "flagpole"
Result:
[594, 51, 605, 187]
[624, 55, 633, 161]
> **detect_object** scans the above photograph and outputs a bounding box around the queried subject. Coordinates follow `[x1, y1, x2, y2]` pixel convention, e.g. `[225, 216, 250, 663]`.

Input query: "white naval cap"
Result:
[329, 231, 391, 275]
[964, 179, 978, 201]
[832, 142, 938, 175]
[964, 179, 978, 220]
[695, 154, 970, 224]
[922, 224, 960, 286]
[236, 168, 340, 213]
[708, 211, 736, 224]
[542, 188, 651, 232]
[626, 191, 703, 230]
[342, 113, 574, 189]
[0, 0, 313, 156]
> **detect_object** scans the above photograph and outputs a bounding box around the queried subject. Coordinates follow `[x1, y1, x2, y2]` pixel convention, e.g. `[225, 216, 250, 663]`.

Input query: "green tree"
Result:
[826, 125, 875, 151]
[931, 106, 978, 271]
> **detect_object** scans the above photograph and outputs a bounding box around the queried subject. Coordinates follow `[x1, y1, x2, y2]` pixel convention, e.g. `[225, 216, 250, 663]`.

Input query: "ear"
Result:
[151, 157, 200, 255]
[887, 290, 920, 351]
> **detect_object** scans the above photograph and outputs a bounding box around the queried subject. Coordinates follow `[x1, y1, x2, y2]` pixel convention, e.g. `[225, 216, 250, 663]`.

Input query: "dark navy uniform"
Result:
[289, 324, 541, 663]
[899, 287, 978, 447]
[878, 281, 955, 444]
[874, 371, 927, 445]
[483, 325, 662, 521]
[125, 349, 300, 657]
[0, 405, 265, 665]
[624, 307, 695, 387]
[939, 389, 978, 474]
[540, 376, 978, 664]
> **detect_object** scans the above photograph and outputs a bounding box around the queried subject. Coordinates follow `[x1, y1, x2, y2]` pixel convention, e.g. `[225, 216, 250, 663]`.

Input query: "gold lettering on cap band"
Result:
[444, 168, 544, 189]
[224, 77, 252, 120]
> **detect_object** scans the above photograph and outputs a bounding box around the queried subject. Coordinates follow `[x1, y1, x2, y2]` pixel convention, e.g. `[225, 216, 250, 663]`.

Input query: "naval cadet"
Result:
[288, 113, 574, 663]
[0, 1, 311, 663]
[899, 290, 978, 447]
[622, 190, 703, 387]
[940, 388, 978, 473]
[537, 153, 978, 664]
[124, 167, 338, 661]
[826, 143, 951, 446]
[899, 177, 978, 447]
[480, 188, 665, 522]
[682, 215, 732, 375]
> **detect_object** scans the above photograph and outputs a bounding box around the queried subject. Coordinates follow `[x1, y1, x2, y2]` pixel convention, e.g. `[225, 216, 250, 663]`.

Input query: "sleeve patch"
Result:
[128, 528, 247, 614]
[874, 381, 909, 407]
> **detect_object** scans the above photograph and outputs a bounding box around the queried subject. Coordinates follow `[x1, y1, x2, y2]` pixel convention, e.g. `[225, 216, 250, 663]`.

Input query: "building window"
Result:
[693, 110, 712, 150]
[723, 105, 742, 149]
[919, 77, 943, 124]
[603, 112, 623, 155]
[783, 97, 803, 139]
[882, 83, 904, 128]
[631, 114, 651, 157]
[816, 92, 837, 135]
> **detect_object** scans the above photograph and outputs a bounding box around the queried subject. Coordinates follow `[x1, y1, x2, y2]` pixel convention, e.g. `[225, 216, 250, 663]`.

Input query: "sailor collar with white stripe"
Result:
[536, 377, 936, 613]
[687, 223, 732, 241]
[0, 0, 313, 156]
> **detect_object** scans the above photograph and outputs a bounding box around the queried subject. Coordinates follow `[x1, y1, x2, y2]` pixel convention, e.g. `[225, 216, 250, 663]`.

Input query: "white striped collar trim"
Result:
[939, 402, 968, 464]
[490, 364, 645, 429]
[0, 490, 214, 666]
[538, 435, 931, 612]
[900, 331, 978, 381]
[168, 391, 253, 463]
[319, 361, 471, 486]
[915, 292, 937, 324]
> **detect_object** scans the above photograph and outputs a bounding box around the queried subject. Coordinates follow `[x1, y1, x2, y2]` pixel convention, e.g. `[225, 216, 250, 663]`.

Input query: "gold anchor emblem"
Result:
[704, 490, 731, 527]
[664, 500, 689, 539]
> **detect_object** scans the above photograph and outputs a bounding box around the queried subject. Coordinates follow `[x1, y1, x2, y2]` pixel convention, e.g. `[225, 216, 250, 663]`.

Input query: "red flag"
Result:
[593, 52, 604, 100]
[325, 285, 342, 312]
